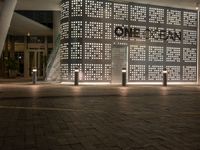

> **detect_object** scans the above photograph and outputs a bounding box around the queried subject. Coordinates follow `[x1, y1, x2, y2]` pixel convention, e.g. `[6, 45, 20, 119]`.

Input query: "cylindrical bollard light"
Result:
[74, 67, 79, 86]
[163, 68, 167, 86]
[32, 68, 37, 84]
[122, 68, 126, 86]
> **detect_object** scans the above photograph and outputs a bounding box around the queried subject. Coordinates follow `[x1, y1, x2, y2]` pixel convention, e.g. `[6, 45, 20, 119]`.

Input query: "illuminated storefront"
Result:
[60, 0, 198, 84]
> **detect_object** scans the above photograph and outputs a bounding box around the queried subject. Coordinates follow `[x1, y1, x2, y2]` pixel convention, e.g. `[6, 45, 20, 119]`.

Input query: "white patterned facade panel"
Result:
[71, 42, 82, 59]
[60, 43, 69, 60]
[60, 64, 69, 80]
[71, 21, 83, 38]
[85, 43, 103, 60]
[105, 23, 112, 39]
[105, 2, 112, 19]
[148, 65, 163, 81]
[105, 44, 111, 60]
[167, 9, 181, 25]
[105, 64, 111, 81]
[60, 22, 69, 40]
[183, 48, 197, 62]
[130, 5, 146, 22]
[149, 46, 163, 61]
[129, 65, 146, 81]
[61, 1, 69, 19]
[183, 11, 197, 27]
[71, 0, 82, 17]
[183, 30, 197, 45]
[130, 45, 146, 61]
[84, 64, 103, 80]
[183, 66, 196, 81]
[85, 21, 103, 39]
[85, 0, 103, 18]
[166, 66, 180, 81]
[114, 3, 128, 20]
[166, 47, 180, 62]
[149, 7, 164, 24]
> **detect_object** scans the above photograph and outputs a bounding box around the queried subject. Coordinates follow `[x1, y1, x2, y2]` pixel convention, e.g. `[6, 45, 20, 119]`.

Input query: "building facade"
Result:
[0, 10, 53, 79]
[0, 35, 53, 79]
[60, 0, 198, 84]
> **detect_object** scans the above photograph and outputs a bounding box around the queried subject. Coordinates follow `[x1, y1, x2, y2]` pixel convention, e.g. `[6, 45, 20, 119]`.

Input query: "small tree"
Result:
[5, 58, 19, 78]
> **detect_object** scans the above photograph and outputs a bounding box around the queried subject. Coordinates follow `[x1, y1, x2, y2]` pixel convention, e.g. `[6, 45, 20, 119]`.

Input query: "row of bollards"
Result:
[73, 67, 168, 87]
[32, 67, 168, 86]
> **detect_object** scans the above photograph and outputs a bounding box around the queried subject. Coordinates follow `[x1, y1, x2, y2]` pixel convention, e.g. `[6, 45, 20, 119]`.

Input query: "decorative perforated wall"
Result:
[60, 0, 198, 82]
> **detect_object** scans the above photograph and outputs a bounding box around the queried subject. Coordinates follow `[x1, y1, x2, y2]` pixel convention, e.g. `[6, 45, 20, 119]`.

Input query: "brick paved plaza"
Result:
[0, 83, 200, 150]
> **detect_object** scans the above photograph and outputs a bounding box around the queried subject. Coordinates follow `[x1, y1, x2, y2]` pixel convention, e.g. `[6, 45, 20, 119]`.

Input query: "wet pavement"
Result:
[0, 83, 200, 150]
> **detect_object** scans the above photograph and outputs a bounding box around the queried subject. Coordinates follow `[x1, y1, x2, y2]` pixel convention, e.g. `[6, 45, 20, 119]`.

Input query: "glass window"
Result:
[14, 36, 24, 43]
[47, 36, 53, 43]
[29, 36, 45, 43]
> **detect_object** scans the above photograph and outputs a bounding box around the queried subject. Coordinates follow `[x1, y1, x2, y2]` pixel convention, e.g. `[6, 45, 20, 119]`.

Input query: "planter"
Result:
[8, 70, 17, 78]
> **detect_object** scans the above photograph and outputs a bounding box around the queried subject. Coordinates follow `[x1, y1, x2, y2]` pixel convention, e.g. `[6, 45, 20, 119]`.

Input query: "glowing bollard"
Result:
[122, 68, 126, 86]
[32, 68, 37, 84]
[74, 68, 79, 86]
[163, 68, 167, 86]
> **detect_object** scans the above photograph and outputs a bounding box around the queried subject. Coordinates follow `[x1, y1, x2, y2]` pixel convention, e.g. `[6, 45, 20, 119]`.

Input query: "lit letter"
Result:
[124, 27, 133, 37]
[174, 32, 182, 41]
[159, 30, 167, 40]
[133, 28, 140, 38]
[115, 26, 124, 37]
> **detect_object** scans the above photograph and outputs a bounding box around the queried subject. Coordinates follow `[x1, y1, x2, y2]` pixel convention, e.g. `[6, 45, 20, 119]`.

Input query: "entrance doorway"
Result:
[111, 45, 128, 84]
[29, 50, 45, 78]
[15, 52, 24, 77]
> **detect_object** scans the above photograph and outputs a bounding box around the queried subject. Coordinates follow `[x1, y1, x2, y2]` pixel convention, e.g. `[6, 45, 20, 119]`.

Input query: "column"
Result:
[198, 11, 200, 85]
[44, 36, 48, 77]
[0, 0, 17, 57]
[53, 11, 61, 49]
[10, 36, 15, 58]
[24, 36, 29, 78]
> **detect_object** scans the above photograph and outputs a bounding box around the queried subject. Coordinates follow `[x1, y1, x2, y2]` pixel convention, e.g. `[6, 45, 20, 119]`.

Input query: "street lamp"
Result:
[26, 32, 30, 49]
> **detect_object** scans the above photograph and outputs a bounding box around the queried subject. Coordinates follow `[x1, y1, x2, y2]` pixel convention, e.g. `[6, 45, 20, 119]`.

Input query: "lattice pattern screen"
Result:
[130, 25, 146, 41]
[166, 47, 180, 62]
[130, 5, 146, 22]
[70, 42, 82, 59]
[167, 9, 181, 25]
[71, 0, 82, 17]
[60, 0, 198, 82]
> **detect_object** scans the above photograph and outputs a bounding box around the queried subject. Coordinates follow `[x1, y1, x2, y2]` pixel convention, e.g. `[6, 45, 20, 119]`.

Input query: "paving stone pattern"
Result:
[0, 83, 200, 150]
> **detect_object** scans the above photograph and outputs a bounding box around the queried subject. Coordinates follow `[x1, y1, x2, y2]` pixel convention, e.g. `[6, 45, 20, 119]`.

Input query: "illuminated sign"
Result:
[115, 26, 182, 41]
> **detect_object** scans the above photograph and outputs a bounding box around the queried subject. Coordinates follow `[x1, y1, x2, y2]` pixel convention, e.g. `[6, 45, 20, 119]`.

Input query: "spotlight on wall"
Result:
[196, 2, 199, 10]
